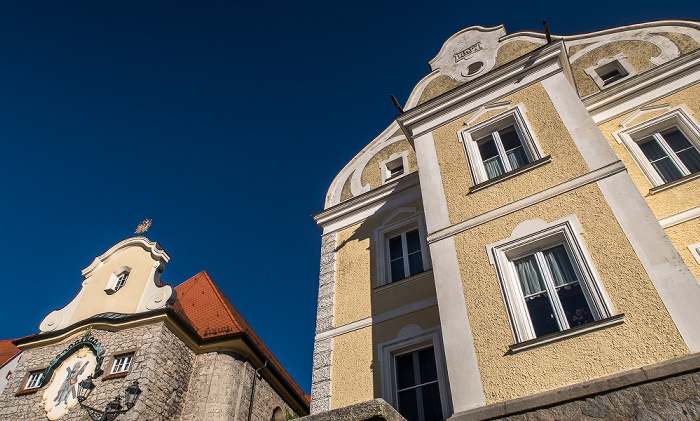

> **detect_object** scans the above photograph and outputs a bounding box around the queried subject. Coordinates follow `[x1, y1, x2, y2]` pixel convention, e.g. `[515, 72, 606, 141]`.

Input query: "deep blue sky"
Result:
[0, 0, 698, 394]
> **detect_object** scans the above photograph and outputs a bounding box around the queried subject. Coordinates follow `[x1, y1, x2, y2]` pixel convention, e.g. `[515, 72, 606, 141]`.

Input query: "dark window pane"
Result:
[417, 348, 438, 383]
[408, 252, 424, 277]
[506, 146, 529, 170]
[525, 292, 560, 337]
[639, 138, 683, 182]
[677, 148, 700, 174]
[391, 259, 406, 282]
[498, 126, 521, 151]
[396, 354, 415, 389]
[477, 135, 499, 159]
[389, 236, 404, 260]
[557, 282, 594, 328]
[421, 382, 443, 421]
[406, 230, 421, 254]
[397, 390, 420, 421]
[663, 129, 693, 152]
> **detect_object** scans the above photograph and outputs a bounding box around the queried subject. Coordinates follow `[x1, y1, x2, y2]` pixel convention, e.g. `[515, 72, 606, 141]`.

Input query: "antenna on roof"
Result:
[135, 219, 152, 235]
[391, 95, 404, 114]
[543, 20, 552, 43]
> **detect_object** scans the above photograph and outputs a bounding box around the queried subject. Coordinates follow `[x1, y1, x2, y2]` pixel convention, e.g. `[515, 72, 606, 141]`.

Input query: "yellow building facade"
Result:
[311, 20, 700, 421]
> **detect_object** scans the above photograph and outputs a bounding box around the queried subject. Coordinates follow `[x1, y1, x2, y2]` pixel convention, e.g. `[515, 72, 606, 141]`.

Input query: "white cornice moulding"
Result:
[314, 172, 421, 234]
[659, 206, 700, 229]
[397, 42, 571, 139]
[586, 50, 700, 124]
[82, 236, 170, 278]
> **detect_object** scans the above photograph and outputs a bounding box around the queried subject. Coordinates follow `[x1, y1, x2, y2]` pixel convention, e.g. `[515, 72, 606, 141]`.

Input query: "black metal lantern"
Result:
[106, 397, 122, 412]
[76, 377, 141, 420]
[77, 376, 94, 402]
[124, 381, 141, 408]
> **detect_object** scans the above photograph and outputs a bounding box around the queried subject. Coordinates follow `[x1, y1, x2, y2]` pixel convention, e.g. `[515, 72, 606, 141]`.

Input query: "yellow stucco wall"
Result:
[596, 84, 700, 220]
[430, 82, 590, 225]
[69, 247, 156, 324]
[658, 32, 700, 55]
[494, 40, 541, 69]
[330, 306, 442, 409]
[453, 183, 687, 403]
[418, 75, 464, 105]
[571, 40, 661, 97]
[664, 218, 700, 282]
[333, 199, 436, 327]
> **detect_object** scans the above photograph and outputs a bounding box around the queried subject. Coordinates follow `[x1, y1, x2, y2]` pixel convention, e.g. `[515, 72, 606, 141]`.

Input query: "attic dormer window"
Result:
[380, 152, 409, 185]
[105, 267, 132, 294]
[584, 54, 636, 90]
[114, 272, 129, 291]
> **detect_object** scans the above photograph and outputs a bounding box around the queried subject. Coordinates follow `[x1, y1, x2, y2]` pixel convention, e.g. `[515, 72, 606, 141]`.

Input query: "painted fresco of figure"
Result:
[54, 361, 88, 405]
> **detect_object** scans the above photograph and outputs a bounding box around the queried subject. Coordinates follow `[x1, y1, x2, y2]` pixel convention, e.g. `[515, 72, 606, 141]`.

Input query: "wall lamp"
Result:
[76, 376, 141, 421]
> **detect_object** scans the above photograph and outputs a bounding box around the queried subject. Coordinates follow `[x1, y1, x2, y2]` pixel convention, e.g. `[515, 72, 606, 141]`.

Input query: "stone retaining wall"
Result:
[452, 353, 700, 421]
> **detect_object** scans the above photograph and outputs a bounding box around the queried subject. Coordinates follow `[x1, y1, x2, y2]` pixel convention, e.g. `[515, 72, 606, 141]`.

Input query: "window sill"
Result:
[102, 372, 129, 381]
[648, 171, 700, 195]
[469, 156, 551, 194]
[509, 313, 625, 353]
[16, 388, 40, 396]
[374, 269, 433, 293]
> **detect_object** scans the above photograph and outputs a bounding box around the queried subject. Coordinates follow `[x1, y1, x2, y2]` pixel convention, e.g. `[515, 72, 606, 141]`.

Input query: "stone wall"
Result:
[0, 323, 196, 421]
[161, 350, 293, 421]
[450, 352, 700, 421]
[0, 322, 300, 421]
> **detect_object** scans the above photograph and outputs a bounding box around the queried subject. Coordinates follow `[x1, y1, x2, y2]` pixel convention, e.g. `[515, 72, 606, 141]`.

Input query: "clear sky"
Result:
[0, 0, 698, 394]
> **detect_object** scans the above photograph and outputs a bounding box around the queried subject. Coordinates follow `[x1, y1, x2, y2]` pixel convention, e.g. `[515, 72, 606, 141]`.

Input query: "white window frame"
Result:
[584, 54, 636, 90]
[110, 354, 133, 374]
[458, 104, 544, 186]
[105, 266, 131, 294]
[375, 208, 430, 287]
[25, 371, 43, 389]
[486, 216, 615, 344]
[614, 107, 700, 188]
[689, 242, 700, 266]
[380, 152, 409, 185]
[378, 325, 450, 419]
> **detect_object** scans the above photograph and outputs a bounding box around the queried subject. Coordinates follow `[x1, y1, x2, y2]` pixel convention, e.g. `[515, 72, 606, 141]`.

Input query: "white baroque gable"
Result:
[39, 236, 175, 332]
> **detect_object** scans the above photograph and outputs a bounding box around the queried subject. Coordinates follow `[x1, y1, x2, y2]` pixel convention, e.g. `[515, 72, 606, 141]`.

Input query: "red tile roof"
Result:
[172, 271, 309, 407]
[0, 339, 20, 368]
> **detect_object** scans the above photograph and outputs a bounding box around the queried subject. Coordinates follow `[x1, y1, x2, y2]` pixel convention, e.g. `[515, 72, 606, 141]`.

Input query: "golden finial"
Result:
[135, 219, 152, 235]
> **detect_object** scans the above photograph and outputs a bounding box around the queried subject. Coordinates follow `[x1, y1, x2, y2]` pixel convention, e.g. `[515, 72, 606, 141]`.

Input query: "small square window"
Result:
[105, 266, 131, 294]
[25, 371, 43, 389]
[114, 272, 129, 291]
[380, 152, 409, 185]
[110, 355, 133, 374]
[459, 105, 544, 186]
[584, 54, 636, 90]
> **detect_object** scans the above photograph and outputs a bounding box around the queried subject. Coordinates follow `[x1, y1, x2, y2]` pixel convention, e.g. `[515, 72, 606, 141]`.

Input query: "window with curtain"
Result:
[476, 125, 530, 180]
[388, 229, 424, 283]
[513, 245, 595, 338]
[394, 347, 443, 421]
[637, 127, 700, 184]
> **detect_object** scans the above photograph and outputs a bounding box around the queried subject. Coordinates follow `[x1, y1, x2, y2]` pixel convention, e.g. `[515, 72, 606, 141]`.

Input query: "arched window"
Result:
[270, 407, 284, 421]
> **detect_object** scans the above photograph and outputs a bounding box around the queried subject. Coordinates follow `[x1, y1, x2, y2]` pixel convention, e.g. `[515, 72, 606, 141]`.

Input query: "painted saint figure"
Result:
[54, 361, 88, 405]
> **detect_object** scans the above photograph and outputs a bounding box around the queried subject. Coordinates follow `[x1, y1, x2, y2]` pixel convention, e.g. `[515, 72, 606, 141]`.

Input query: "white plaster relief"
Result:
[428, 25, 507, 82]
[325, 122, 407, 208]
